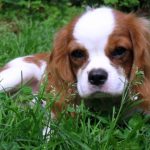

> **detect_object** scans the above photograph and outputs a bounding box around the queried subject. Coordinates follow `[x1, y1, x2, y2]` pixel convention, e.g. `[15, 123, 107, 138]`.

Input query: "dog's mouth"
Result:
[89, 92, 112, 98]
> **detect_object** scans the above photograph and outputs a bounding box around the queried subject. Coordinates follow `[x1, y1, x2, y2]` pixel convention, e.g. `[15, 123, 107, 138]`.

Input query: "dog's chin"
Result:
[83, 91, 122, 112]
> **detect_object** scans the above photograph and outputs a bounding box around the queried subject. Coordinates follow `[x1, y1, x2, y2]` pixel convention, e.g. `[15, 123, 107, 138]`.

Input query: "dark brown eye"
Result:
[70, 49, 85, 59]
[111, 47, 127, 58]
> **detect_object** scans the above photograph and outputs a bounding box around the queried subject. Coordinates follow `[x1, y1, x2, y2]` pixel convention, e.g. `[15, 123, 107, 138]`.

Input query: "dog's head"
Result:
[49, 7, 150, 99]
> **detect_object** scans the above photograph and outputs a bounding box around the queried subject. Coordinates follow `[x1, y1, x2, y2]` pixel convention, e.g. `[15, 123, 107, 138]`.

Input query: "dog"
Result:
[0, 7, 150, 117]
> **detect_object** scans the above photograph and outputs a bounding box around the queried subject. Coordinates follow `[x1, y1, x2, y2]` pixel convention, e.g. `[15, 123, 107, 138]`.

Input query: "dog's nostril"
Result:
[88, 69, 108, 86]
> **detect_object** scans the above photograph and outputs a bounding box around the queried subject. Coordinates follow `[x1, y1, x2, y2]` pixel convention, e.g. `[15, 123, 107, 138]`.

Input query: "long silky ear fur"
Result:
[45, 21, 79, 116]
[50, 26, 75, 82]
[128, 14, 150, 112]
[46, 18, 79, 96]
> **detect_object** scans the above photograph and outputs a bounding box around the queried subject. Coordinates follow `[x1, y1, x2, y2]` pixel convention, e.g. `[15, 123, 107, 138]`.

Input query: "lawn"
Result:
[0, 3, 150, 150]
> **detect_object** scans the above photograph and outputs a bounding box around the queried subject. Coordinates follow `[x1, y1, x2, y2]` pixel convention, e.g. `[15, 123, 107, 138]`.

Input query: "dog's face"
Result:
[72, 8, 132, 97]
[50, 7, 150, 98]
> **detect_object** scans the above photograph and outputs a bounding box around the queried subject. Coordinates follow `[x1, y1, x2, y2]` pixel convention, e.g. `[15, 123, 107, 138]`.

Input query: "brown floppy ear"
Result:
[49, 26, 75, 83]
[46, 23, 79, 117]
[128, 14, 150, 112]
[46, 18, 80, 97]
[48, 17, 79, 85]
[128, 15, 150, 80]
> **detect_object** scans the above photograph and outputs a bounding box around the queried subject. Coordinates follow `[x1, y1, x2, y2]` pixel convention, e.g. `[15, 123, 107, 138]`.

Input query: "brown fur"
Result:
[24, 53, 49, 67]
[127, 16, 150, 112]
[46, 18, 80, 116]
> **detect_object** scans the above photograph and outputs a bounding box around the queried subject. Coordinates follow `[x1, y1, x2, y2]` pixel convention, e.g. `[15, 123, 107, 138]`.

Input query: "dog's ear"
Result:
[50, 26, 75, 82]
[128, 14, 150, 80]
[45, 24, 79, 116]
[128, 14, 150, 111]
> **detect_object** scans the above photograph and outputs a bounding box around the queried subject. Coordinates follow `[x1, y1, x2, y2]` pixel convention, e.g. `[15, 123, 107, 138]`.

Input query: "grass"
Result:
[0, 4, 150, 150]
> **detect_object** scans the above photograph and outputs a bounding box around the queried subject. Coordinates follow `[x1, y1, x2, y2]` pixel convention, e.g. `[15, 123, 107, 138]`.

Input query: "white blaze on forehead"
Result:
[73, 7, 115, 52]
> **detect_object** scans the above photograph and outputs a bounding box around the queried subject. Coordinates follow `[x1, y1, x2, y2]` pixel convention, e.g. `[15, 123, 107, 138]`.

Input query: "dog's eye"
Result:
[111, 47, 127, 58]
[70, 49, 85, 59]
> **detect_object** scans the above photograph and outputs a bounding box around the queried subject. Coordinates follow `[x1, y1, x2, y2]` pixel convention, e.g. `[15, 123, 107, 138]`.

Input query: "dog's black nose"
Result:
[88, 69, 108, 86]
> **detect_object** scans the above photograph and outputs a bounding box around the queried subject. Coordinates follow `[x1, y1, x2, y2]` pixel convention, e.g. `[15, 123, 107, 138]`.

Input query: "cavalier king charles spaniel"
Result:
[0, 7, 150, 116]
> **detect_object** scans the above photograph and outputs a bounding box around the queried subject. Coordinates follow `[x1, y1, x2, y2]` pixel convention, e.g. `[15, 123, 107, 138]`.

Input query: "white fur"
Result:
[73, 7, 127, 97]
[0, 56, 47, 92]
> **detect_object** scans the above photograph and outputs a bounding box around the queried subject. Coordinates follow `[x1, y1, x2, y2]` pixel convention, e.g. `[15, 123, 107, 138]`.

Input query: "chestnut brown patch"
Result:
[105, 29, 133, 78]
[24, 53, 49, 67]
